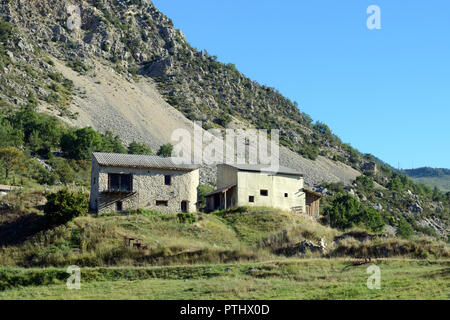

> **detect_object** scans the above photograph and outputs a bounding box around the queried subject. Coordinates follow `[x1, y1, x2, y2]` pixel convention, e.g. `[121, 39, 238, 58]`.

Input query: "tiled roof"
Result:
[222, 163, 303, 176]
[92, 153, 200, 171]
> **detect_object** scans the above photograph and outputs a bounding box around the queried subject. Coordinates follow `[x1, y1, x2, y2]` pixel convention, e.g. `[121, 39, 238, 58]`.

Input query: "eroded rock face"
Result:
[410, 202, 424, 214]
[417, 216, 448, 238]
[274, 240, 326, 256]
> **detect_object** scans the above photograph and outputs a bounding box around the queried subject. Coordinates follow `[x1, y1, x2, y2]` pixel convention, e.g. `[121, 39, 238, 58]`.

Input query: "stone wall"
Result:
[90, 159, 199, 214]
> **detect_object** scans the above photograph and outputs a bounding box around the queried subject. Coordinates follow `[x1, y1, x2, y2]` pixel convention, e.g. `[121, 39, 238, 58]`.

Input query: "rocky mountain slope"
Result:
[0, 0, 448, 238]
[0, 0, 362, 186]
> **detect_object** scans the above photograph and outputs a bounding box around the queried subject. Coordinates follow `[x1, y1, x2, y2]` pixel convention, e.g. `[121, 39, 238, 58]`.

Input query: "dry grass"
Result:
[0, 207, 448, 268]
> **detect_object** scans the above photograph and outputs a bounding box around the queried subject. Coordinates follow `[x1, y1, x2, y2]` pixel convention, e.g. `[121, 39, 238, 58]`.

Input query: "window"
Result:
[164, 175, 172, 186]
[116, 201, 123, 212]
[260, 190, 268, 196]
[156, 200, 168, 207]
[181, 201, 188, 213]
[285, 193, 288, 198]
[249, 196, 255, 203]
[108, 174, 132, 192]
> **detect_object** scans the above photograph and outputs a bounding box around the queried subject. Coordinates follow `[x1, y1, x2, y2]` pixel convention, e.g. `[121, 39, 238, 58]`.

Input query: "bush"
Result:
[0, 20, 13, 43]
[128, 141, 153, 155]
[197, 184, 214, 210]
[60, 127, 103, 160]
[44, 189, 88, 225]
[325, 194, 385, 232]
[157, 143, 173, 158]
[356, 207, 385, 232]
[326, 194, 361, 230]
[397, 218, 413, 239]
[355, 175, 374, 191]
[177, 213, 197, 224]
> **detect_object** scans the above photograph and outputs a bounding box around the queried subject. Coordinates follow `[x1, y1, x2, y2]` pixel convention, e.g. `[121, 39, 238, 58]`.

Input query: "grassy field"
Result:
[0, 206, 448, 300]
[0, 259, 448, 300]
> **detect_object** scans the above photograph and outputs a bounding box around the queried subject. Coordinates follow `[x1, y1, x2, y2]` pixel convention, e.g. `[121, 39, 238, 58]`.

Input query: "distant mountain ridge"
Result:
[402, 167, 450, 178]
[402, 168, 450, 192]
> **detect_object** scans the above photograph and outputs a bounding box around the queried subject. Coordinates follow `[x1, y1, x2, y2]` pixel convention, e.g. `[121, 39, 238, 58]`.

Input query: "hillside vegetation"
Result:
[402, 168, 450, 193]
[0, 0, 448, 239]
[0, 206, 448, 269]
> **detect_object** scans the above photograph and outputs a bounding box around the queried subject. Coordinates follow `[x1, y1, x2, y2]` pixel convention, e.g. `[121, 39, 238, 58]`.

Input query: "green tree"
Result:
[128, 141, 153, 155]
[355, 175, 374, 191]
[0, 147, 25, 180]
[325, 194, 361, 230]
[325, 193, 384, 232]
[397, 218, 413, 239]
[54, 161, 76, 185]
[101, 131, 127, 154]
[0, 119, 24, 147]
[28, 130, 44, 152]
[60, 127, 103, 160]
[44, 188, 88, 225]
[10, 103, 62, 151]
[355, 207, 385, 232]
[0, 20, 13, 42]
[157, 143, 173, 158]
[388, 175, 404, 192]
[197, 184, 214, 210]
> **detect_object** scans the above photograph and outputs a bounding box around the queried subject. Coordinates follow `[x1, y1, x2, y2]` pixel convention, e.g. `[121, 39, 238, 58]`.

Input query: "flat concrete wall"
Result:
[216, 165, 306, 213]
[90, 159, 199, 214]
[216, 164, 238, 189]
[236, 171, 305, 212]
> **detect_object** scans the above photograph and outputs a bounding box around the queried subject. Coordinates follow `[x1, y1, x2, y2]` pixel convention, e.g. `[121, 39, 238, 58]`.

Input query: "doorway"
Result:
[181, 201, 188, 213]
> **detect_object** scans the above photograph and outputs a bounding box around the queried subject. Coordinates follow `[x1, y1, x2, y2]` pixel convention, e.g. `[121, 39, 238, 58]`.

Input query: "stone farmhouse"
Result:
[205, 164, 321, 215]
[89, 152, 200, 214]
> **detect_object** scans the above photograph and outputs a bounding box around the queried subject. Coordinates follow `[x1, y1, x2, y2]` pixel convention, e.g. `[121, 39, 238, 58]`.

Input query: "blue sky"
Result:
[152, 0, 450, 169]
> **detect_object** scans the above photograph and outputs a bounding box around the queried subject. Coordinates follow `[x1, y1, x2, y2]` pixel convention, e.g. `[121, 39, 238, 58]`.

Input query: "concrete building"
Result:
[205, 164, 306, 213]
[90, 152, 200, 214]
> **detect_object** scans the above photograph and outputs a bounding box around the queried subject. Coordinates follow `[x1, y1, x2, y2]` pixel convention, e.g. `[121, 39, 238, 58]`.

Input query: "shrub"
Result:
[128, 141, 153, 155]
[60, 127, 103, 160]
[44, 189, 88, 225]
[355, 175, 374, 191]
[356, 207, 385, 232]
[326, 194, 361, 230]
[0, 147, 25, 179]
[397, 218, 414, 239]
[0, 20, 13, 43]
[157, 143, 173, 158]
[197, 184, 214, 210]
[177, 212, 197, 224]
[214, 112, 232, 127]
[325, 193, 385, 232]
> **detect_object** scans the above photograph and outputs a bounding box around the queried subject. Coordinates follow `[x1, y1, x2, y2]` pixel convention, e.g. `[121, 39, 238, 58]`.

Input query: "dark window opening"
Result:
[285, 193, 288, 198]
[116, 201, 123, 212]
[249, 196, 255, 203]
[260, 190, 268, 196]
[108, 174, 132, 192]
[156, 200, 168, 207]
[164, 175, 172, 185]
[181, 201, 188, 213]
